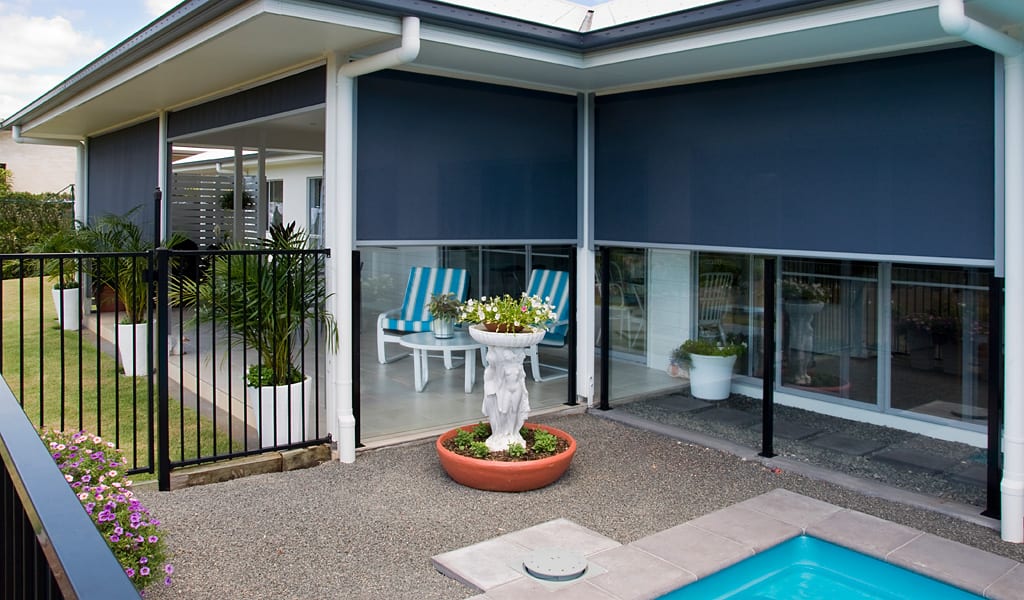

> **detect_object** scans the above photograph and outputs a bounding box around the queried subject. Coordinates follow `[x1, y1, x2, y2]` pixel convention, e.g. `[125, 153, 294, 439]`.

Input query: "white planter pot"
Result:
[117, 322, 149, 376]
[688, 353, 737, 401]
[51, 287, 80, 331]
[431, 317, 454, 339]
[246, 376, 313, 449]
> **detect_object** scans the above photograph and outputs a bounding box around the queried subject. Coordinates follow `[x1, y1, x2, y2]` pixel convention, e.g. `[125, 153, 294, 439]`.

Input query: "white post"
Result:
[1002, 52, 1024, 543]
[577, 93, 596, 406]
[327, 16, 421, 463]
[158, 111, 168, 241]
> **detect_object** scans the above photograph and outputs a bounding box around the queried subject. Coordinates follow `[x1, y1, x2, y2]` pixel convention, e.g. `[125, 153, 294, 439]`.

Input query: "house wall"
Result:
[0, 130, 76, 194]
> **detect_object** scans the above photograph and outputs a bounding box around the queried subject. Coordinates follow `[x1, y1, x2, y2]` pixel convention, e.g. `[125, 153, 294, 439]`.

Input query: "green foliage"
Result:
[171, 222, 337, 387]
[0, 197, 74, 279]
[0, 167, 12, 196]
[469, 441, 490, 459]
[506, 442, 526, 457]
[531, 429, 558, 454]
[452, 428, 476, 450]
[471, 421, 491, 440]
[29, 227, 87, 289]
[670, 338, 745, 367]
[427, 292, 462, 320]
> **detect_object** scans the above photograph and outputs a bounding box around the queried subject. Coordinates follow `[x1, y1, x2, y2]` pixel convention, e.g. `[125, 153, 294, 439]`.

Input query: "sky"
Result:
[0, 0, 178, 120]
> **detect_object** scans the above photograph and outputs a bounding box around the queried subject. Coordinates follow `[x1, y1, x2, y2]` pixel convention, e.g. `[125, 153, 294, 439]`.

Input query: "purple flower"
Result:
[114, 526, 124, 535]
[148, 536, 159, 543]
[125, 567, 135, 578]
[164, 576, 172, 586]
[110, 534, 120, 543]
[140, 567, 150, 576]
[165, 565, 174, 575]
[139, 557, 148, 564]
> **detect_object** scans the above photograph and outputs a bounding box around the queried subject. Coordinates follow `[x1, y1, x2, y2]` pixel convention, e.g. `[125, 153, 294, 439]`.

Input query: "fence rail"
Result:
[0, 245, 331, 491]
[0, 374, 139, 599]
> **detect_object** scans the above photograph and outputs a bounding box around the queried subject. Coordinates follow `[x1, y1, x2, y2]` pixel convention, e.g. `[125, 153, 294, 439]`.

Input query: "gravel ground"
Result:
[138, 412, 1024, 600]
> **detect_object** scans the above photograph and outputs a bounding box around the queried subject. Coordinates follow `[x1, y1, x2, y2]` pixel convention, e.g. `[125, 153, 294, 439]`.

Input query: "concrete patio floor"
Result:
[138, 412, 1024, 600]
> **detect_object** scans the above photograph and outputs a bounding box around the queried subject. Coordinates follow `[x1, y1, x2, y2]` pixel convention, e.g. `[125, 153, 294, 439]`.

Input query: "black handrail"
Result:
[0, 374, 139, 599]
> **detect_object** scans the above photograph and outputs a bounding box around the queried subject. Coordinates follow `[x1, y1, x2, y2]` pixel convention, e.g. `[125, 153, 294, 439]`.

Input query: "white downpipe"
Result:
[12, 124, 86, 222]
[330, 16, 420, 463]
[939, 0, 1024, 543]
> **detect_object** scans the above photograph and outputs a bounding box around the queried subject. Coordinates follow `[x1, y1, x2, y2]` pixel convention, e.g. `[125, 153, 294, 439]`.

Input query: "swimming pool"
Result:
[657, 535, 984, 599]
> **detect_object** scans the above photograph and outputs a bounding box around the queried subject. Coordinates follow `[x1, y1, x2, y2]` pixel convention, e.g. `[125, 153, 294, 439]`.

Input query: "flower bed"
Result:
[40, 429, 173, 592]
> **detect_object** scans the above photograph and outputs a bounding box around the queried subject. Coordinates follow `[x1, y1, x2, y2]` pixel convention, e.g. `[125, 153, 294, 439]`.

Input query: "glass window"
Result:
[696, 254, 764, 378]
[307, 177, 323, 248]
[780, 259, 878, 405]
[891, 266, 990, 426]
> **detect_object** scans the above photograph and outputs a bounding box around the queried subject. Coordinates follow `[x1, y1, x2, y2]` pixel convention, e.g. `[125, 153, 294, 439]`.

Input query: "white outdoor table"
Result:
[398, 331, 484, 393]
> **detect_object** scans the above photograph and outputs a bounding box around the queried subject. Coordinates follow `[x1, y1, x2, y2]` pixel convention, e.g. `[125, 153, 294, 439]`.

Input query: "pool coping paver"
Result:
[431, 488, 1022, 599]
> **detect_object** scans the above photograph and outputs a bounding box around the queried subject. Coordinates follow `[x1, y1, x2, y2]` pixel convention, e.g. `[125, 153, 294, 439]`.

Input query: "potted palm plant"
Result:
[172, 222, 337, 448]
[31, 228, 85, 331]
[670, 338, 745, 400]
[78, 210, 156, 375]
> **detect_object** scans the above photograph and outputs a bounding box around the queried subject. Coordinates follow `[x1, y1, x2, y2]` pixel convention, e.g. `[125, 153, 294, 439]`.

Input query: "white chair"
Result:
[698, 272, 733, 343]
[524, 269, 571, 382]
[376, 267, 469, 364]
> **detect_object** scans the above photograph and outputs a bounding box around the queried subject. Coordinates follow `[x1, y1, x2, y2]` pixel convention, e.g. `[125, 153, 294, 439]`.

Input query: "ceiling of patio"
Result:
[16, 0, 1024, 142]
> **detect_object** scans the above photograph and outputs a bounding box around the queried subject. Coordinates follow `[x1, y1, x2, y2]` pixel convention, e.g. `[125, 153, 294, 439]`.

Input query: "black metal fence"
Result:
[0, 373, 139, 599]
[0, 246, 331, 491]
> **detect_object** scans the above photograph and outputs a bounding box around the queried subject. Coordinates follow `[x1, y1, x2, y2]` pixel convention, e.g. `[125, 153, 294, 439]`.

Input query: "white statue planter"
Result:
[468, 324, 546, 452]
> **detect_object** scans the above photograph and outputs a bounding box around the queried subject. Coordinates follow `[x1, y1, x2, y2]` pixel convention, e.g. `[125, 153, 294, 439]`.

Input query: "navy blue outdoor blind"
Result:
[595, 47, 995, 260]
[88, 118, 159, 225]
[356, 71, 577, 243]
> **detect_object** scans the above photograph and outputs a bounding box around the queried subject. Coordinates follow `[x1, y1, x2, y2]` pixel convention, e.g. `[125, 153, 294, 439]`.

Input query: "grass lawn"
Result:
[1, 276, 241, 479]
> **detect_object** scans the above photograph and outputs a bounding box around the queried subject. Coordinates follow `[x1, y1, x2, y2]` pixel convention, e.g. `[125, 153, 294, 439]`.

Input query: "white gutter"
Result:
[12, 125, 87, 223]
[327, 16, 420, 463]
[939, 0, 1024, 543]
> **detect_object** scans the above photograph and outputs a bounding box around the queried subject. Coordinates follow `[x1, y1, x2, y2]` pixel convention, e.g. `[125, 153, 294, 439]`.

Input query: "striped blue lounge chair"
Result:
[524, 269, 571, 382]
[376, 267, 469, 364]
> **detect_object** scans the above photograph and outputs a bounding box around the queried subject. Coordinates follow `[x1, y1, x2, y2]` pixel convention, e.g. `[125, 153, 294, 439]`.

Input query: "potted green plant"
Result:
[669, 338, 745, 400]
[171, 222, 337, 448]
[31, 228, 86, 331]
[427, 292, 462, 339]
[78, 210, 158, 375]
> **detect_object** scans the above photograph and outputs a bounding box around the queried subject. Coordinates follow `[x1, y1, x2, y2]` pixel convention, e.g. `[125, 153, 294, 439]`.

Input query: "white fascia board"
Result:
[415, 21, 584, 69]
[583, 0, 942, 68]
[594, 38, 959, 96]
[18, 1, 268, 136]
[270, 0, 581, 66]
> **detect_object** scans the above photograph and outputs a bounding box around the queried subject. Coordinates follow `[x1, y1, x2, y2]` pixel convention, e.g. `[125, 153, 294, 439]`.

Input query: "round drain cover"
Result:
[523, 548, 588, 582]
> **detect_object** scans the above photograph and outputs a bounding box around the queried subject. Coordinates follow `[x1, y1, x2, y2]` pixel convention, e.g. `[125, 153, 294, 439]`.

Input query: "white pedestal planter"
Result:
[51, 287, 80, 331]
[117, 322, 149, 376]
[688, 354, 737, 401]
[468, 324, 546, 452]
[246, 376, 313, 449]
[785, 301, 824, 385]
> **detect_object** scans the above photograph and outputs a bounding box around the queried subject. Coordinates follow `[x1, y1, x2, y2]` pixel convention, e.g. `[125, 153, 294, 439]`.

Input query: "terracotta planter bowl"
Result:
[436, 423, 577, 492]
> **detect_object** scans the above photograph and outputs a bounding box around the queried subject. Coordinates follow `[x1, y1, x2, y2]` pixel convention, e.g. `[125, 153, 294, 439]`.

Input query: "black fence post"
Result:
[599, 246, 611, 411]
[566, 248, 578, 406]
[155, 247, 171, 491]
[984, 275, 1004, 519]
[352, 250, 362, 448]
[760, 257, 777, 459]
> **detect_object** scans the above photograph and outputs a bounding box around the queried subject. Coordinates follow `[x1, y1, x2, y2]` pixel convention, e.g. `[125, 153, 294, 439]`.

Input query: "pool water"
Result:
[657, 535, 984, 599]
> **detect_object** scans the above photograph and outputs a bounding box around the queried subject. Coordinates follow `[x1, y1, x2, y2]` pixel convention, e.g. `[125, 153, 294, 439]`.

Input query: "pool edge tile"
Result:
[736, 488, 843, 529]
[631, 522, 754, 579]
[887, 532, 1019, 597]
[807, 508, 922, 558]
[985, 562, 1024, 600]
[687, 505, 803, 551]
